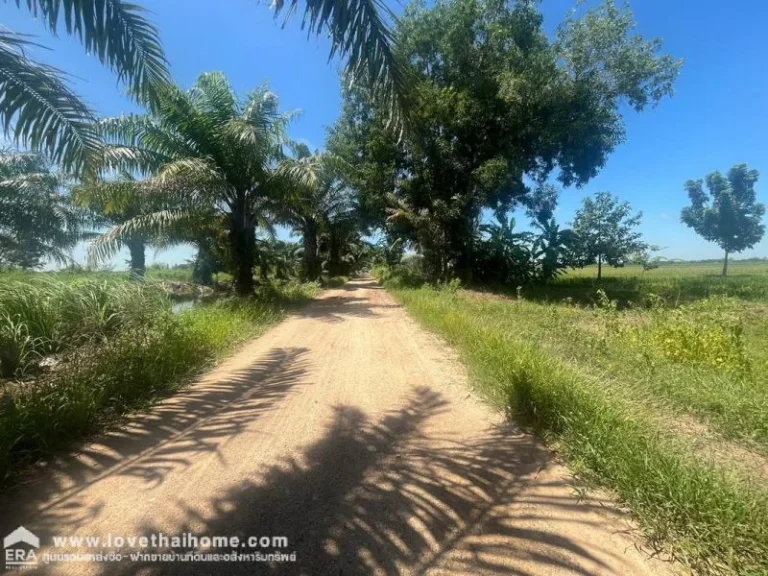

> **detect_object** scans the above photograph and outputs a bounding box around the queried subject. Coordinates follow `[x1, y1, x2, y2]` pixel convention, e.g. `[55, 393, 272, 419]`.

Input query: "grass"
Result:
[511, 261, 768, 306]
[383, 266, 768, 575]
[0, 278, 320, 482]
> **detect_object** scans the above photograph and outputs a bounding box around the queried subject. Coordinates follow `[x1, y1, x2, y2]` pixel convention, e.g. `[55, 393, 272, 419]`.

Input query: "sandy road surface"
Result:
[0, 280, 671, 575]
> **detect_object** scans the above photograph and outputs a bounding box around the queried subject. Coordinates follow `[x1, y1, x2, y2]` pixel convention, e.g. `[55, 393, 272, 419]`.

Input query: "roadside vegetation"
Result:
[379, 264, 768, 575]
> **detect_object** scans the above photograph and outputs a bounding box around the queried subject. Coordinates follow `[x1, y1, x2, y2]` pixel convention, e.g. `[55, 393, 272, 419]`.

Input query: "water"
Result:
[171, 299, 199, 314]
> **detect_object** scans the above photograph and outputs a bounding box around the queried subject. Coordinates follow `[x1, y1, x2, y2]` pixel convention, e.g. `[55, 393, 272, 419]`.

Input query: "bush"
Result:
[374, 256, 428, 288]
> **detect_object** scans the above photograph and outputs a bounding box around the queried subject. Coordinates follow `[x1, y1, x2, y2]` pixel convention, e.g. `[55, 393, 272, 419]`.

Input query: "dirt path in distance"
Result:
[0, 279, 673, 575]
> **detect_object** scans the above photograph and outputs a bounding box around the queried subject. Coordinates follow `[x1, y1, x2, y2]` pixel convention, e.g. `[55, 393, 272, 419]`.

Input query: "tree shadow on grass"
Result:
[0, 347, 310, 539]
[121, 387, 633, 576]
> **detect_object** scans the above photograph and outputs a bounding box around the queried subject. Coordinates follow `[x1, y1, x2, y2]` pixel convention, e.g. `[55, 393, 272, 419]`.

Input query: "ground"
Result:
[0, 279, 671, 575]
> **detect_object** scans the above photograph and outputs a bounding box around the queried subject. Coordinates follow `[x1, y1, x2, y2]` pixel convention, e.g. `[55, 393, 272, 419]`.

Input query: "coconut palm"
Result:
[88, 73, 291, 295]
[278, 152, 355, 281]
[0, 149, 92, 268]
[0, 1, 170, 172]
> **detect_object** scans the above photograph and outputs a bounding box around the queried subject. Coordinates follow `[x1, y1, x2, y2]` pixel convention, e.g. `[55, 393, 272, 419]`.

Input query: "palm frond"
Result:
[154, 157, 225, 189]
[273, 0, 411, 132]
[87, 208, 193, 264]
[16, 0, 171, 107]
[0, 32, 101, 172]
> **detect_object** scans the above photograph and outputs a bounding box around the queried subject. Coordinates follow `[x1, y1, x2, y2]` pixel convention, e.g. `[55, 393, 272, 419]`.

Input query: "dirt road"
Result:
[0, 280, 670, 575]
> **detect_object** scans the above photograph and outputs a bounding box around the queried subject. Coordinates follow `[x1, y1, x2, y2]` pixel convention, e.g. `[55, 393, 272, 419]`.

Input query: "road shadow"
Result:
[0, 347, 310, 540]
[115, 387, 632, 576]
[300, 281, 400, 324]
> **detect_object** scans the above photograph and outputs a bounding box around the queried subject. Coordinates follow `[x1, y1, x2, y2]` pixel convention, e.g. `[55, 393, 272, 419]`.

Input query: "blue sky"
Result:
[4, 0, 768, 267]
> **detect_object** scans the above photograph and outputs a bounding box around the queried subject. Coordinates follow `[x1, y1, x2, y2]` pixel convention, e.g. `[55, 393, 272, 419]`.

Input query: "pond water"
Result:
[171, 299, 200, 314]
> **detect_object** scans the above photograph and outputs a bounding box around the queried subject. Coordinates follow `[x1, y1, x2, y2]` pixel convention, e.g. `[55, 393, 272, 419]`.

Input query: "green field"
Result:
[509, 261, 768, 306]
[383, 263, 768, 575]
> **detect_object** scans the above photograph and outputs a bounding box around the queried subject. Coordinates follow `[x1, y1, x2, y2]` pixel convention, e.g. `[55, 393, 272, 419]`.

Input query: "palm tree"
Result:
[320, 213, 362, 276]
[1, 0, 409, 174]
[89, 72, 291, 295]
[72, 177, 173, 276]
[278, 152, 355, 281]
[0, 1, 170, 171]
[0, 149, 92, 268]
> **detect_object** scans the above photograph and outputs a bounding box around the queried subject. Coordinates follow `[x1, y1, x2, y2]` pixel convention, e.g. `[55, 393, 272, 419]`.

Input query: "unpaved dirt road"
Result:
[0, 280, 671, 575]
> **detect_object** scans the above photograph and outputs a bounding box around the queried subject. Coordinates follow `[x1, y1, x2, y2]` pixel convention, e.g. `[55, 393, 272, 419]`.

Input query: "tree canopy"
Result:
[681, 164, 765, 276]
[0, 149, 92, 268]
[328, 0, 681, 282]
[571, 191, 645, 279]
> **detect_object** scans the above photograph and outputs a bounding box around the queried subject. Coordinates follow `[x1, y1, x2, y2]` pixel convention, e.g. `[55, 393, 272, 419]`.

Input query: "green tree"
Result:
[73, 178, 170, 277]
[89, 73, 291, 295]
[328, 0, 681, 282]
[681, 164, 765, 276]
[278, 153, 355, 281]
[273, 0, 410, 130]
[0, 149, 91, 268]
[530, 216, 576, 283]
[0, 1, 170, 171]
[571, 191, 645, 279]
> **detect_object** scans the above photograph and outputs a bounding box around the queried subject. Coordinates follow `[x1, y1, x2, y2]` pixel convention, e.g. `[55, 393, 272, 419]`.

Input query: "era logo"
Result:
[4, 527, 40, 569]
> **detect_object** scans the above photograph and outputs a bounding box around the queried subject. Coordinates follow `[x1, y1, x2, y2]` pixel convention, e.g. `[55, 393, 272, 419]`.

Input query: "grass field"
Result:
[383, 262, 768, 575]
[511, 261, 768, 306]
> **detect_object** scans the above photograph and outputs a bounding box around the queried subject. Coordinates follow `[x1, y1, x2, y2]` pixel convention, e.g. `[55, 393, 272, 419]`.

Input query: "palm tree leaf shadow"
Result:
[0, 347, 311, 537]
[126, 386, 625, 575]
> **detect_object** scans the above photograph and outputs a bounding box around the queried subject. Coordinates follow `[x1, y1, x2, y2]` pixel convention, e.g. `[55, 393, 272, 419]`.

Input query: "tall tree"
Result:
[0, 0, 170, 171]
[328, 0, 681, 282]
[571, 191, 645, 279]
[0, 149, 91, 268]
[89, 73, 291, 295]
[278, 152, 355, 281]
[72, 178, 170, 277]
[681, 164, 765, 276]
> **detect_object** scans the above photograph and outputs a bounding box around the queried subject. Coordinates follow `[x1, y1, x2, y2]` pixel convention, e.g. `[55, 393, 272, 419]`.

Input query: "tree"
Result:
[681, 164, 765, 276]
[571, 191, 645, 279]
[530, 216, 576, 283]
[1, 0, 170, 171]
[328, 0, 681, 282]
[0, 149, 91, 268]
[89, 73, 291, 295]
[277, 152, 355, 281]
[1, 0, 407, 173]
[73, 178, 170, 277]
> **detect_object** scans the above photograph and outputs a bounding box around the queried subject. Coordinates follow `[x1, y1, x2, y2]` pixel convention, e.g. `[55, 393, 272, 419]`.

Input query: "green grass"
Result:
[513, 262, 768, 306]
[0, 279, 320, 482]
[387, 282, 768, 575]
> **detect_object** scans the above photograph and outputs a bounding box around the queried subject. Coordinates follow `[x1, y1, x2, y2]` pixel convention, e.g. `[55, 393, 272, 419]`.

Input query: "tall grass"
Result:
[0, 279, 320, 481]
[0, 280, 168, 376]
[389, 285, 768, 575]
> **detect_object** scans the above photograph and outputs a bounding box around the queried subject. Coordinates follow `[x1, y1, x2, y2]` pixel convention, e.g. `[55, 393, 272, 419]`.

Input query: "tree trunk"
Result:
[722, 250, 729, 277]
[302, 222, 320, 281]
[230, 199, 255, 296]
[597, 253, 602, 280]
[328, 230, 343, 277]
[127, 239, 146, 278]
